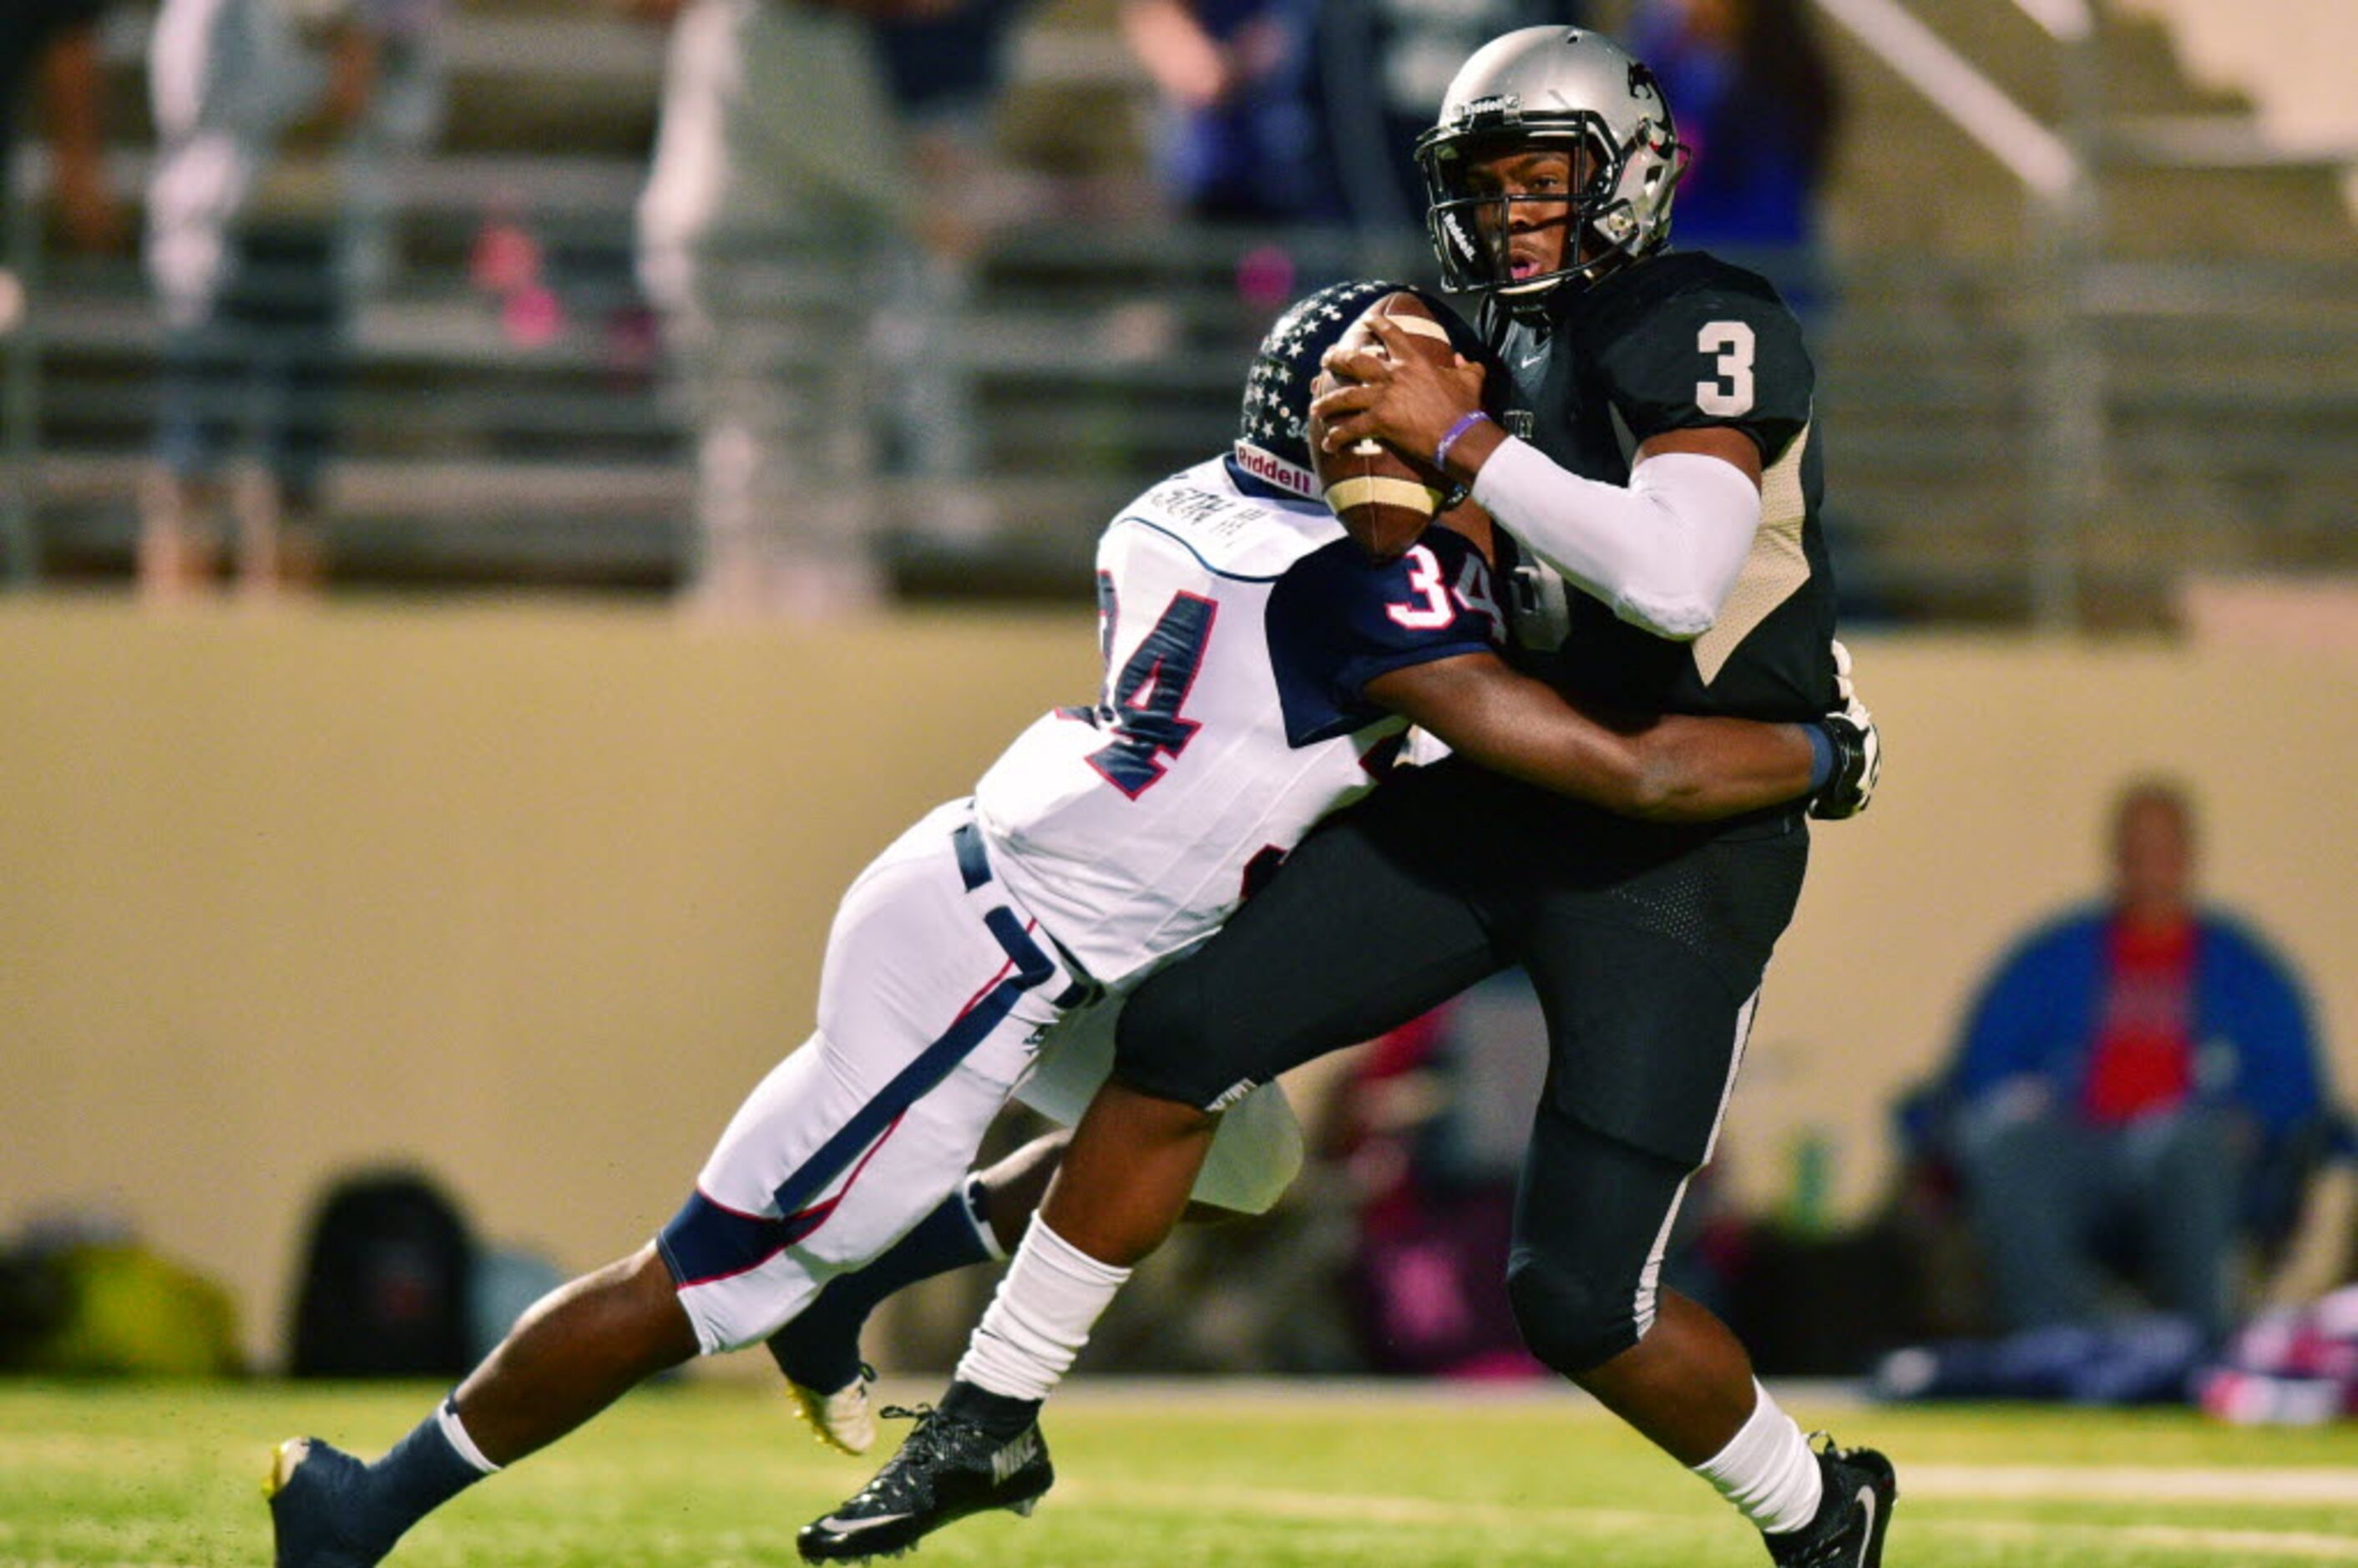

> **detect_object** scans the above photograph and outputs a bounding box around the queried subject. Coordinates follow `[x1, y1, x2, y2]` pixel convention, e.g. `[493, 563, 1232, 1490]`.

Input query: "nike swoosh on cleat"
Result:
[817, 1513, 914, 1535]
[1853, 1485, 1878, 1568]
[990, 1431, 1041, 1485]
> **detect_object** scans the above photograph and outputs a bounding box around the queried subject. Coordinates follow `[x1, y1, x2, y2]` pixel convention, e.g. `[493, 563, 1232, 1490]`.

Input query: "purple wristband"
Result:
[1433, 411, 1492, 473]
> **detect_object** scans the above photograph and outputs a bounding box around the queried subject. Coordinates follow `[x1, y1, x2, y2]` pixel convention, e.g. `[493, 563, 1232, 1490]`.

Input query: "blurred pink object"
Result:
[2199, 1284, 2358, 1424]
[471, 220, 542, 296]
[1235, 245, 1295, 313]
[503, 285, 564, 347]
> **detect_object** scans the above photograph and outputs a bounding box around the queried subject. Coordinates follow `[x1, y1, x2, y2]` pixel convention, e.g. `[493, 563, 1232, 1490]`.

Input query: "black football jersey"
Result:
[1481, 249, 1838, 722]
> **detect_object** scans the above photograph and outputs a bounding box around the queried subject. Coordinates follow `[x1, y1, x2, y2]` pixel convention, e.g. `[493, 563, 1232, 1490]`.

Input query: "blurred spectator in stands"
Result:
[635, 0, 954, 618]
[1628, 0, 1839, 310]
[141, 0, 443, 602]
[3, 0, 122, 584]
[1915, 777, 2335, 1343]
[2, 0, 125, 265]
[1299, 0, 1576, 249]
[1120, 0, 1309, 226]
[868, 0, 1034, 553]
[1118, 2, 1578, 279]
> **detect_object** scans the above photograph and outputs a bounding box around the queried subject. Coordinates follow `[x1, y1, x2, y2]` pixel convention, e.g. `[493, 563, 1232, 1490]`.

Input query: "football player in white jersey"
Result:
[800, 29, 1895, 1568]
[266, 278, 1872, 1568]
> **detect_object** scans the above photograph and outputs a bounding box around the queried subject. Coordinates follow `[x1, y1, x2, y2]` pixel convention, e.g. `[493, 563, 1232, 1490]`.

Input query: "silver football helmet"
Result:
[1414, 27, 1689, 296]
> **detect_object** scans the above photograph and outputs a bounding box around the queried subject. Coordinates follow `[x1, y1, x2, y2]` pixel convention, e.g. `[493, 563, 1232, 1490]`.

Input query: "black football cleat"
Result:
[1763, 1436, 1896, 1567]
[797, 1404, 1052, 1562]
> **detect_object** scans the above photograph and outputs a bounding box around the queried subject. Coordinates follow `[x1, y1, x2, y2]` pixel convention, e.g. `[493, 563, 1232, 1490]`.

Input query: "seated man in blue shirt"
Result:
[1931, 777, 2332, 1342]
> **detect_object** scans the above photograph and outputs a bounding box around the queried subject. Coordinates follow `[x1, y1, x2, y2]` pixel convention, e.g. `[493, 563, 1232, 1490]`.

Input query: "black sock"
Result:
[939, 1378, 1043, 1439]
[770, 1177, 996, 1393]
[352, 1399, 490, 1550]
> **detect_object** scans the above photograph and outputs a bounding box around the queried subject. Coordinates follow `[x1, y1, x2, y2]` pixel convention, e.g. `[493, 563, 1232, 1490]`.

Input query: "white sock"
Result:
[954, 1219, 1131, 1401]
[437, 1399, 501, 1475]
[1692, 1381, 1821, 1535]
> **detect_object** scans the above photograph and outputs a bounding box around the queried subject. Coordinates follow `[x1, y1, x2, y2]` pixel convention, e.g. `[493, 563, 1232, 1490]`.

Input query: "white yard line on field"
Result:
[1955, 1519, 2358, 1561]
[1905, 1464, 2358, 1506]
[1057, 1471, 2358, 1560]
[886, 1373, 1866, 1412]
[1057, 1479, 1668, 1534]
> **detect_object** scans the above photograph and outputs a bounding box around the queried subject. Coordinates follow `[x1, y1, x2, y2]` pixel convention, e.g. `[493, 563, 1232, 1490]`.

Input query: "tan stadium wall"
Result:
[3, 600, 2352, 1368]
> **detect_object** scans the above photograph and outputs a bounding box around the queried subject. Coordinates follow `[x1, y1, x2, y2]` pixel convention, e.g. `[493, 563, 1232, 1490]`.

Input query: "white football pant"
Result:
[660, 800, 1301, 1353]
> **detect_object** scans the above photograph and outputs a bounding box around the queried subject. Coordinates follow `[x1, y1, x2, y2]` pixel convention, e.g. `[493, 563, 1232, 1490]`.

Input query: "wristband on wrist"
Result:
[1804, 721, 1839, 794]
[1433, 411, 1492, 473]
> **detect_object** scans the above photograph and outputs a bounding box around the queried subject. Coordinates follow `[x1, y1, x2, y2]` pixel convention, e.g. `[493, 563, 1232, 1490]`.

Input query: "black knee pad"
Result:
[1505, 1247, 1645, 1375]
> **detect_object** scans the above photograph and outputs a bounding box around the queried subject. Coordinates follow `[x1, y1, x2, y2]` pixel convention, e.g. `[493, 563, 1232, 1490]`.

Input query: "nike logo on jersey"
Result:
[1852, 1485, 1878, 1567]
[1207, 1079, 1261, 1111]
[991, 1429, 1042, 1485]
[817, 1511, 914, 1535]
[1517, 346, 1548, 370]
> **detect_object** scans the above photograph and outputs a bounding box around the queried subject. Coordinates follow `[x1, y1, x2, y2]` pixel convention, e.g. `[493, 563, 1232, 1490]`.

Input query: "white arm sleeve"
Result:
[1469, 436, 1762, 640]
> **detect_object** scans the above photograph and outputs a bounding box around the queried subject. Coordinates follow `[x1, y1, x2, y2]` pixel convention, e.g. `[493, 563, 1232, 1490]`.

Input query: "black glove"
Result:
[1810, 640, 1881, 821]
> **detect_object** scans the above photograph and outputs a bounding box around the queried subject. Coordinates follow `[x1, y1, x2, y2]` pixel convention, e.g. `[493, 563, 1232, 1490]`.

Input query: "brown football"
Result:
[1309, 291, 1460, 561]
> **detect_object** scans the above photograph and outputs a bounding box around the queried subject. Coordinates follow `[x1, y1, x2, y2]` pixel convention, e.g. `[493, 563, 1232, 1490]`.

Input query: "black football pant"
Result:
[1115, 758, 1808, 1373]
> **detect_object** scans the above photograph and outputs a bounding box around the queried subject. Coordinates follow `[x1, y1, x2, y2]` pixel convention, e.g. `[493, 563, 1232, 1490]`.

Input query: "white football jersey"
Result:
[973, 456, 1501, 990]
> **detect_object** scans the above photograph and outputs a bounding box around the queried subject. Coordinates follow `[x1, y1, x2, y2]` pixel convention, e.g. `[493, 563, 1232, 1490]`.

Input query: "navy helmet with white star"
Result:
[1232, 279, 1491, 502]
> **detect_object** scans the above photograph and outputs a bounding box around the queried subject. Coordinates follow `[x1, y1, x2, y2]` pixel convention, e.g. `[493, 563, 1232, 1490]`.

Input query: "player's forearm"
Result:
[1371, 654, 1820, 822]
[1622, 716, 1816, 822]
[1370, 657, 1644, 813]
[1485, 714, 1811, 822]
[1374, 659, 1706, 818]
[1468, 715, 1657, 815]
[1470, 440, 1759, 640]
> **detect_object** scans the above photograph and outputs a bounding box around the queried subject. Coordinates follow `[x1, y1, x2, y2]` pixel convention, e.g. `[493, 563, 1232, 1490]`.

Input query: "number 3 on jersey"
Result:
[1089, 589, 1217, 798]
[1696, 320, 1756, 417]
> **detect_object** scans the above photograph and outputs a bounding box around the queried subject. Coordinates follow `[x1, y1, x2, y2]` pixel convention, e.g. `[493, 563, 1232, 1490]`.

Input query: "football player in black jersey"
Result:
[801, 27, 1893, 1568]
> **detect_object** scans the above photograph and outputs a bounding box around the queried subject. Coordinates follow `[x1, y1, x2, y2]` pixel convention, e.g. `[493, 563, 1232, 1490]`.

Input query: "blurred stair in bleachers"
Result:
[1812, 0, 2358, 625]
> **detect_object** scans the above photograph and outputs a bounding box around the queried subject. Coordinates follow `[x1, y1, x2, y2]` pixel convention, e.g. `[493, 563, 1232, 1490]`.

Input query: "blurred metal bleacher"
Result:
[4, 0, 2354, 622]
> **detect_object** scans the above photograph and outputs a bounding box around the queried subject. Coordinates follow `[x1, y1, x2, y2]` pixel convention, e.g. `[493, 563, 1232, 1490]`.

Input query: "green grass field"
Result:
[6, 1377, 2357, 1567]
